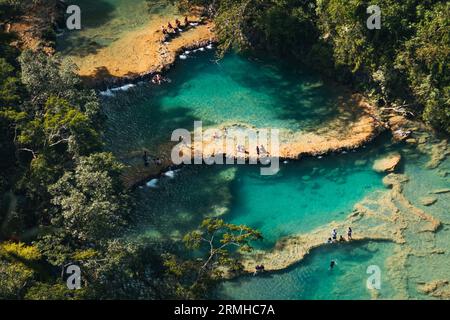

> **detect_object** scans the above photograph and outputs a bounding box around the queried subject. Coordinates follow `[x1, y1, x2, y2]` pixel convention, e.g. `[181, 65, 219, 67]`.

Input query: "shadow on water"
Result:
[149, 52, 343, 130]
[57, 0, 116, 56]
[70, 0, 117, 29]
[103, 87, 199, 161]
[220, 56, 342, 125]
[129, 165, 236, 240]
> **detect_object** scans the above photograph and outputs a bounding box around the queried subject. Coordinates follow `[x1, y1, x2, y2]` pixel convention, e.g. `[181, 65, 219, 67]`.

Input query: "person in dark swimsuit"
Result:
[330, 260, 336, 270]
[332, 229, 337, 241]
[347, 227, 353, 240]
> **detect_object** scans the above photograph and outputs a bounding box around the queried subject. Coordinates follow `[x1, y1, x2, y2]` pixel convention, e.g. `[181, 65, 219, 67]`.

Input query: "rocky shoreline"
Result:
[121, 92, 387, 188]
[71, 18, 216, 88]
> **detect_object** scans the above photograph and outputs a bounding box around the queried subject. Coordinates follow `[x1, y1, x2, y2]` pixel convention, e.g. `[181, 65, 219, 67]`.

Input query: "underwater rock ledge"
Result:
[238, 173, 441, 274]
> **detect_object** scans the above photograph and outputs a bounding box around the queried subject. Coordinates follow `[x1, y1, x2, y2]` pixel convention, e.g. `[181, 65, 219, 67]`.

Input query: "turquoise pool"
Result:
[101, 52, 449, 300]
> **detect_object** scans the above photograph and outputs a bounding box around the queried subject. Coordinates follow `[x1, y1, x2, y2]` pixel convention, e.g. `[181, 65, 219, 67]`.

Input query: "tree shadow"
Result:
[71, 0, 116, 29]
[56, 0, 116, 57]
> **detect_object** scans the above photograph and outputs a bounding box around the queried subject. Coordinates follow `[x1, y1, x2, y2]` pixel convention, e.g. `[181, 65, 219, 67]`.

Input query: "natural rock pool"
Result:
[99, 51, 449, 299]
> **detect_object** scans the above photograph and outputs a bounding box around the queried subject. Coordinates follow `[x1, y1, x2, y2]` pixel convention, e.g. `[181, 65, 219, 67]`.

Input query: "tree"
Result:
[49, 152, 130, 243]
[164, 218, 262, 299]
[18, 50, 103, 126]
[24, 282, 87, 300]
[396, 2, 450, 133]
[0, 242, 42, 299]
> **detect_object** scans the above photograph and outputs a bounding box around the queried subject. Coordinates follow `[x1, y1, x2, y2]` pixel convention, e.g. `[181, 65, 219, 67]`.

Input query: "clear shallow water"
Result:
[226, 154, 383, 248]
[103, 52, 343, 162]
[217, 145, 450, 300]
[155, 52, 342, 129]
[98, 50, 450, 299]
[131, 147, 385, 245]
[399, 143, 450, 299]
[217, 241, 398, 300]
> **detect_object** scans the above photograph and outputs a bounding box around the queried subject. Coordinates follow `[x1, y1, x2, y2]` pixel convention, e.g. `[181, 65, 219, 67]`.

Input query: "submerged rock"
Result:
[420, 196, 438, 206]
[418, 280, 450, 299]
[431, 188, 450, 194]
[354, 159, 368, 166]
[424, 140, 449, 169]
[372, 152, 401, 173]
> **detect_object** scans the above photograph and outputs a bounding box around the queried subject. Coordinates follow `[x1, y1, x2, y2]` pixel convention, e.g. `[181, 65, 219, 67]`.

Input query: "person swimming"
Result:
[330, 260, 336, 270]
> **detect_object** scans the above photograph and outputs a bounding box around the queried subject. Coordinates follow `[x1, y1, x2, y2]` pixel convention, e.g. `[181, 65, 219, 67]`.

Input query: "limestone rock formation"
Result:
[372, 152, 401, 173]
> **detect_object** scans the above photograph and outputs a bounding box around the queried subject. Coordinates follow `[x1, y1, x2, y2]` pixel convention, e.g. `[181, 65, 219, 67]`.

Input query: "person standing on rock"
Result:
[331, 229, 337, 242]
[143, 151, 149, 167]
[347, 227, 353, 240]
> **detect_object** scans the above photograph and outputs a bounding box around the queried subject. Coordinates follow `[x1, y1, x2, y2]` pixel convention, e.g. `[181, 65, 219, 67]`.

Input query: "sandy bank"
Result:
[119, 93, 384, 188]
[177, 93, 383, 161]
[71, 18, 215, 85]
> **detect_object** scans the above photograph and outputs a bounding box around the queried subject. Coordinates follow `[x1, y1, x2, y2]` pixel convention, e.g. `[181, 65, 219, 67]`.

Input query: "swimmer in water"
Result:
[330, 260, 336, 270]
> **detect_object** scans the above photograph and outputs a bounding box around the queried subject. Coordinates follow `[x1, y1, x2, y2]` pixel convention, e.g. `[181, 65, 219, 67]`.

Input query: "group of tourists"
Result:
[161, 16, 190, 37]
[143, 151, 162, 167]
[254, 264, 265, 275]
[151, 73, 171, 85]
[327, 227, 352, 244]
